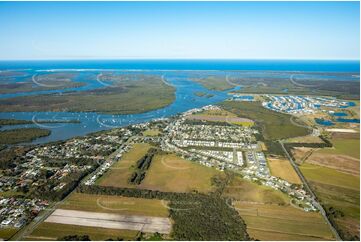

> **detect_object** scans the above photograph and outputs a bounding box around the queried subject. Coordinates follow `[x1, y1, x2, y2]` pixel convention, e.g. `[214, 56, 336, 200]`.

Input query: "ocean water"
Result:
[0, 59, 360, 72]
[0, 59, 359, 144]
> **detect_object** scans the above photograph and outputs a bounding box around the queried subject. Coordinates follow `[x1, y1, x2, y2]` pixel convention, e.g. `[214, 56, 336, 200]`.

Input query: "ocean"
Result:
[0, 59, 359, 72]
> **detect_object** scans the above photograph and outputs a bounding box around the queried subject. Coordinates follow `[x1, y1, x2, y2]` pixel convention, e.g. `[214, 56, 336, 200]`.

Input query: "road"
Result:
[10, 136, 136, 241]
[279, 140, 342, 241]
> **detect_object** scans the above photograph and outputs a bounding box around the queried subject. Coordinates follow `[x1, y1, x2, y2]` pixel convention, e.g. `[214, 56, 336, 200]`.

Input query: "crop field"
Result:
[97, 143, 152, 187]
[27, 222, 139, 241]
[139, 154, 220, 193]
[222, 176, 289, 205]
[59, 193, 169, 217]
[220, 101, 309, 140]
[300, 163, 360, 240]
[306, 151, 359, 176]
[233, 202, 334, 241]
[267, 158, 302, 184]
[300, 163, 359, 189]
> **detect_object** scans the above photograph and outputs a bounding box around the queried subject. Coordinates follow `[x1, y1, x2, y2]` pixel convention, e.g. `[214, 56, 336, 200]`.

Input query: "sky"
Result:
[0, 1, 359, 60]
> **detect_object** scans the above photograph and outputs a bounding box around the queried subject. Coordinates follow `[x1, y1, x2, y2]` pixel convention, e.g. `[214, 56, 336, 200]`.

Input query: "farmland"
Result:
[234, 202, 334, 241]
[299, 163, 360, 240]
[0, 227, 19, 240]
[27, 222, 139, 241]
[300, 163, 359, 189]
[316, 136, 360, 159]
[305, 150, 359, 176]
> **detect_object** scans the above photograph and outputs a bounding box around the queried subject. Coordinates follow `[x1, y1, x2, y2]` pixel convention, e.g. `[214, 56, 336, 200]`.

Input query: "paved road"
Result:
[10, 136, 136, 241]
[279, 140, 342, 241]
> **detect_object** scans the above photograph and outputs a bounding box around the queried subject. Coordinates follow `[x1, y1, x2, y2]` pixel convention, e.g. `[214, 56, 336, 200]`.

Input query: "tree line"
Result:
[128, 148, 157, 185]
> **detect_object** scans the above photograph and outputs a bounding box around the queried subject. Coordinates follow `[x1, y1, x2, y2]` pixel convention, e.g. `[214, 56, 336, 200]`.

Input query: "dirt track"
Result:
[45, 209, 172, 234]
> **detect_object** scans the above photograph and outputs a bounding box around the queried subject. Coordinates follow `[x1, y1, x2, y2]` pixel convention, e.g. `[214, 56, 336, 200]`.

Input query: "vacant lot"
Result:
[45, 209, 172, 234]
[222, 176, 289, 205]
[139, 154, 220, 193]
[268, 158, 302, 184]
[220, 101, 309, 140]
[234, 202, 334, 241]
[97, 143, 152, 187]
[28, 222, 138, 241]
[60, 193, 169, 217]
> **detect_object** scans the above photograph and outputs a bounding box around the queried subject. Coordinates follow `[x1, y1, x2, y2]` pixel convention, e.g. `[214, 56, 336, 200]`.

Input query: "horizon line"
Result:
[0, 58, 360, 62]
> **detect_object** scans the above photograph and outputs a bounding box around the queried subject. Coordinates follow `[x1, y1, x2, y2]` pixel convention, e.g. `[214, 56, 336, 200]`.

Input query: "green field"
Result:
[28, 223, 138, 241]
[59, 192, 169, 217]
[0, 128, 51, 144]
[300, 163, 360, 240]
[220, 101, 309, 140]
[0, 74, 175, 114]
[300, 163, 359, 189]
[317, 137, 360, 159]
[234, 203, 334, 241]
[0, 227, 19, 240]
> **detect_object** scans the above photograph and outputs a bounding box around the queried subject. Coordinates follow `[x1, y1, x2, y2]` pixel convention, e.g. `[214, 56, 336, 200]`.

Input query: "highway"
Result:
[279, 140, 342, 241]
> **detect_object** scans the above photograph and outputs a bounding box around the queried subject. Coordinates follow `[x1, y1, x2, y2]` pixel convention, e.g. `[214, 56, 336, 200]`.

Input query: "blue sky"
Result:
[0, 1, 359, 60]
